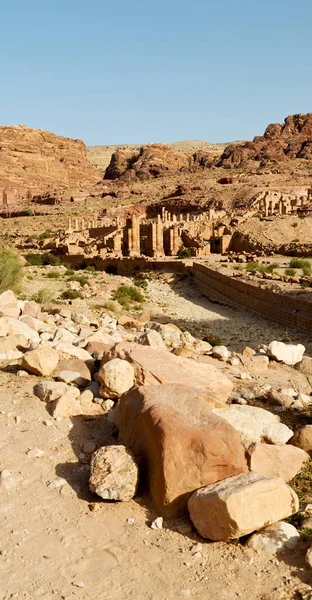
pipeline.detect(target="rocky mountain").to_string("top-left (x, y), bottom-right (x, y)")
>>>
top-left (104, 143), bottom-right (216, 181)
top-left (0, 125), bottom-right (98, 199)
top-left (87, 140), bottom-right (231, 172)
top-left (218, 113), bottom-right (312, 168)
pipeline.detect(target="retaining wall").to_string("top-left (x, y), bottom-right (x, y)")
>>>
top-left (193, 262), bottom-right (312, 332)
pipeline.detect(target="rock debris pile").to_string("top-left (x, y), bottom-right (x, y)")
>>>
top-left (1, 288), bottom-right (312, 559)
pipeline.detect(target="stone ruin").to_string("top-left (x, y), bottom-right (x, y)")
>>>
top-left (53, 207), bottom-right (229, 259)
top-left (252, 189), bottom-right (312, 216)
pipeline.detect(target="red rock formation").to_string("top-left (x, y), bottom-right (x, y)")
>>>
top-left (218, 113), bottom-right (312, 168)
top-left (104, 143), bottom-right (215, 181)
top-left (0, 124), bottom-right (98, 200)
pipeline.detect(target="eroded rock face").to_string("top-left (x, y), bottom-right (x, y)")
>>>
top-left (0, 124), bottom-right (98, 197)
top-left (104, 342), bottom-right (233, 403)
top-left (218, 113), bottom-right (312, 168)
top-left (117, 384), bottom-right (247, 518)
top-left (89, 445), bottom-right (138, 501)
top-left (188, 473), bottom-right (299, 541)
top-left (104, 144), bottom-right (214, 182)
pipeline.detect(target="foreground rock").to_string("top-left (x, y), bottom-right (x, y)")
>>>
top-left (267, 341), bottom-right (305, 366)
top-left (21, 347), bottom-right (59, 376)
top-left (98, 358), bottom-right (135, 398)
top-left (89, 445), bottom-right (138, 501)
top-left (105, 342), bottom-right (233, 402)
top-left (291, 425), bottom-right (312, 456)
top-left (188, 472), bottom-right (299, 541)
top-left (247, 522), bottom-right (300, 553)
top-left (212, 405), bottom-right (293, 448)
top-left (33, 381), bottom-right (71, 402)
top-left (0, 290), bottom-right (20, 319)
top-left (0, 317), bottom-right (40, 344)
top-left (117, 384), bottom-right (247, 518)
top-left (247, 443), bottom-right (309, 482)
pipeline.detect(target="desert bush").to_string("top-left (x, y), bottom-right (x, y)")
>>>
top-left (246, 261), bottom-right (279, 274)
top-left (25, 253), bottom-right (61, 266)
top-left (39, 229), bottom-right (53, 240)
top-left (32, 288), bottom-right (54, 304)
top-left (61, 289), bottom-right (83, 300)
top-left (289, 258), bottom-right (311, 276)
top-left (177, 247), bottom-right (192, 259)
top-left (285, 268), bottom-right (296, 276)
top-left (0, 247), bottom-right (23, 294)
top-left (46, 271), bottom-right (61, 279)
top-left (65, 268), bottom-right (75, 276)
top-left (113, 285), bottom-right (144, 309)
top-left (292, 222), bottom-right (299, 228)
top-left (67, 275), bottom-right (89, 286)
top-left (134, 278), bottom-right (148, 290)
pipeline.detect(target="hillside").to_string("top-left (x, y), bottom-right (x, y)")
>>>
top-left (87, 139), bottom-right (232, 171)
top-left (0, 124), bottom-right (98, 200)
top-left (218, 113), bottom-right (312, 168)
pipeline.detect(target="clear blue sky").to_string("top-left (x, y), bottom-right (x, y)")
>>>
top-left (1, 0), bottom-right (311, 145)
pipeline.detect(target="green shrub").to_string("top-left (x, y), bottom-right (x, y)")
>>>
top-left (246, 261), bottom-right (278, 274)
top-left (46, 271), bottom-right (61, 279)
top-left (289, 258), bottom-right (311, 276)
top-left (203, 333), bottom-right (222, 347)
top-left (32, 288), bottom-right (54, 304)
top-left (93, 300), bottom-right (117, 312)
top-left (134, 278), bottom-right (148, 290)
top-left (0, 247), bottom-right (23, 294)
top-left (113, 285), bottom-right (144, 308)
top-left (39, 229), bottom-right (53, 240)
top-left (61, 289), bottom-right (83, 300)
top-left (291, 222), bottom-right (298, 227)
top-left (177, 247), bottom-right (192, 259)
top-left (65, 268), bottom-right (75, 276)
top-left (25, 210), bottom-right (33, 217)
top-left (25, 253), bottom-right (61, 266)
top-left (285, 268), bottom-right (296, 276)
top-left (67, 275), bottom-right (89, 286)
top-left (85, 265), bottom-right (96, 273)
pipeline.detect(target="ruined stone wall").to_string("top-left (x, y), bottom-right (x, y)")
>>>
top-left (193, 262), bottom-right (312, 332)
top-left (58, 255), bottom-right (189, 276)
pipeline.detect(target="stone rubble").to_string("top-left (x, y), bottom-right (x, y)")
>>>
top-left (0, 288), bottom-right (310, 553)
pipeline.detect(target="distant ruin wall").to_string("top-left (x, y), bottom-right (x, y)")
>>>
top-left (58, 255), bottom-right (189, 276)
top-left (193, 262), bottom-right (312, 332)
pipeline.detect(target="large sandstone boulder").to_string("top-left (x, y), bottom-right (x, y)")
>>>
top-left (54, 341), bottom-right (93, 361)
top-left (188, 473), bottom-right (299, 541)
top-left (21, 347), bottom-right (59, 376)
top-left (0, 317), bottom-right (40, 344)
top-left (247, 443), bottom-right (309, 482)
top-left (212, 405), bottom-right (293, 448)
top-left (54, 358), bottom-right (94, 382)
top-left (98, 358), bottom-right (135, 398)
top-left (267, 341), bottom-right (305, 366)
top-left (291, 425), bottom-right (312, 456)
top-left (0, 290), bottom-right (20, 318)
top-left (117, 384), bottom-right (247, 518)
top-left (104, 342), bottom-right (233, 402)
top-left (89, 445), bottom-right (138, 501)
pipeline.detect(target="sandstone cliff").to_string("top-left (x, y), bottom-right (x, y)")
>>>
top-left (104, 144), bottom-right (215, 181)
top-left (0, 125), bottom-right (98, 199)
top-left (218, 114), bottom-right (312, 168)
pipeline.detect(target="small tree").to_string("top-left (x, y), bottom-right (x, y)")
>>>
top-left (0, 247), bottom-right (23, 294)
